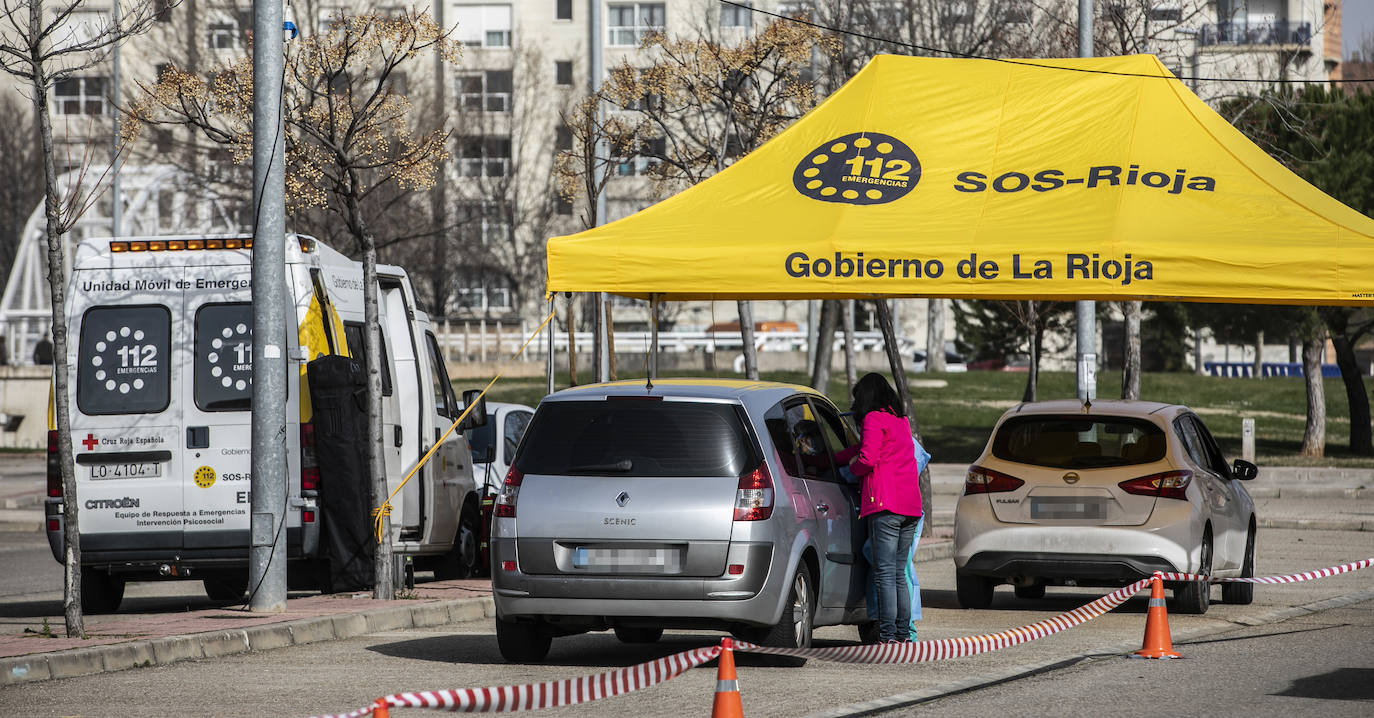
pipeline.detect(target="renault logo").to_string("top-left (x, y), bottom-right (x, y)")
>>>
top-left (615, 491), bottom-right (630, 507)
top-left (1062, 472), bottom-right (1080, 485)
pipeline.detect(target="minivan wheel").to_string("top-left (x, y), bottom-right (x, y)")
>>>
top-left (1013, 584), bottom-right (1046, 600)
top-left (1222, 526), bottom-right (1256, 605)
top-left (955, 570), bottom-right (995, 609)
top-left (435, 505), bottom-right (481, 580)
top-left (740, 563), bottom-right (814, 653)
top-left (1172, 529), bottom-right (1212, 615)
top-left (81, 567), bottom-right (125, 614)
top-left (496, 618), bottom-right (552, 663)
top-left (613, 626), bottom-right (664, 644)
top-left (203, 576), bottom-right (248, 602)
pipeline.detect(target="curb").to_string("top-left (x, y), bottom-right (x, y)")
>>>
top-left (802, 585), bottom-right (1374, 717)
top-left (0, 596), bottom-right (496, 687)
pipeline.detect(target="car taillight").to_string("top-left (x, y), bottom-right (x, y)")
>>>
top-left (1119, 470), bottom-right (1192, 500)
top-left (47, 430), bottom-right (61, 498)
top-left (300, 422), bottom-right (319, 491)
top-left (964, 465), bottom-right (1025, 494)
top-left (495, 466), bottom-right (523, 518)
top-left (734, 462), bottom-right (774, 521)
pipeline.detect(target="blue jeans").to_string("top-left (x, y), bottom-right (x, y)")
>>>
top-left (864, 516), bottom-right (923, 634)
top-left (869, 511), bottom-right (920, 642)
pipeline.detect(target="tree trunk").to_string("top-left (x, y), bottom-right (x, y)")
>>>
top-left (1300, 330), bottom-right (1326, 458)
top-left (1122, 300), bottom-right (1142, 400)
top-left (842, 300), bottom-right (857, 393)
top-left (566, 295), bottom-right (577, 386)
top-left (810, 300), bottom-right (838, 392)
top-left (1194, 325), bottom-right (1206, 375)
top-left (875, 301), bottom-right (930, 538)
top-left (738, 300), bottom-right (758, 380)
top-left (1021, 301), bottom-right (1038, 403)
top-left (1252, 329), bottom-right (1264, 378)
top-left (1327, 329), bottom-right (1372, 455)
top-left (926, 298), bottom-right (945, 372)
top-left (605, 300), bottom-right (617, 381)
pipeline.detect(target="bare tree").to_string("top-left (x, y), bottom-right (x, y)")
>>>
top-left (0, 0), bottom-right (166, 637)
top-left (1121, 300), bottom-right (1142, 399)
top-left (0, 93), bottom-right (42, 282)
top-left (130, 8), bottom-right (459, 599)
top-left (1300, 320), bottom-right (1325, 458)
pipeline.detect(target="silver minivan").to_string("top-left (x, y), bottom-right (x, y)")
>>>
top-left (490, 379), bottom-right (871, 662)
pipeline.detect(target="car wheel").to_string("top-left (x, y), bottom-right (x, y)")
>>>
top-left (81, 567), bottom-right (125, 614)
top-left (1222, 525), bottom-right (1256, 605)
top-left (1013, 584), bottom-right (1045, 600)
top-left (435, 504), bottom-right (481, 580)
top-left (1172, 528), bottom-right (1212, 615)
top-left (956, 570), bottom-right (995, 609)
top-left (203, 576), bottom-right (248, 602)
top-left (496, 617), bottom-right (552, 663)
top-left (613, 626), bottom-right (664, 644)
top-left (738, 563), bottom-right (813, 665)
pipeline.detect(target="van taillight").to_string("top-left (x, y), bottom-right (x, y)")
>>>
top-left (1119, 470), bottom-right (1192, 500)
top-left (301, 423), bottom-right (319, 491)
top-left (733, 462), bottom-right (774, 521)
top-left (964, 466), bottom-right (1025, 494)
top-left (494, 466), bottom-right (523, 518)
top-left (47, 430), bottom-right (61, 498)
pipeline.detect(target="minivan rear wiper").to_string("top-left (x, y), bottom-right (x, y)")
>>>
top-left (567, 459), bottom-right (633, 473)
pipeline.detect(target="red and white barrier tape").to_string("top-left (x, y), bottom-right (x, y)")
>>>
top-left (1158, 557), bottom-right (1374, 585)
top-left (310, 645), bottom-right (721, 718)
top-left (310, 557), bottom-right (1374, 715)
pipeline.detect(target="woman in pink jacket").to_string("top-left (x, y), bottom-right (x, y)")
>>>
top-left (835, 372), bottom-right (923, 643)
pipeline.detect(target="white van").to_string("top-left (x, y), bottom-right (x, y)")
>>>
top-left (44, 234), bottom-right (486, 611)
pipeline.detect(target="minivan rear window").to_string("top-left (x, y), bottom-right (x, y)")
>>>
top-left (195, 303), bottom-right (253, 411)
top-left (992, 415), bottom-right (1166, 469)
top-left (515, 400), bottom-right (759, 477)
top-left (77, 305), bottom-right (172, 415)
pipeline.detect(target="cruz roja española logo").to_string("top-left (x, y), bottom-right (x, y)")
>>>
top-left (793, 132), bottom-right (920, 205)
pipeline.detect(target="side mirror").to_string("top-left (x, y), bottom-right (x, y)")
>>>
top-left (1231, 459), bottom-right (1258, 481)
top-left (482, 445), bottom-right (497, 464)
top-left (459, 389), bottom-right (488, 432)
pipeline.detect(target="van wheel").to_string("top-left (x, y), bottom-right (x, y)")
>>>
top-left (1172, 529), bottom-right (1212, 615)
top-left (435, 505), bottom-right (481, 580)
top-left (203, 577), bottom-right (249, 602)
top-left (81, 567), bottom-right (125, 614)
top-left (613, 626), bottom-right (664, 644)
top-left (496, 618), bottom-right (552, 663)
top-left (955, 570), bottom-right (995, 609)
top-left (1222, 526), bottom-right (1255, 605)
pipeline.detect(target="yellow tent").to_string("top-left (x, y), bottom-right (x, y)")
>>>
top-left (546, 54), bottom-right (1374, 305)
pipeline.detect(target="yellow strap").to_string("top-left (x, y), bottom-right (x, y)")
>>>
top-left (374, 308), bottom-right (558, 542)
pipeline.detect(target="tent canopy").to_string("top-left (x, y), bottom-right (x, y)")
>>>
top-left (546, 54), bottom-right (1374, 305)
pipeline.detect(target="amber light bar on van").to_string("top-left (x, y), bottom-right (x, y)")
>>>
top-left (110, 238), bottom-right (255, 252)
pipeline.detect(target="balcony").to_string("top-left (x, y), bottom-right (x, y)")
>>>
top-left (1198, 21), bottom-right (1311, 47)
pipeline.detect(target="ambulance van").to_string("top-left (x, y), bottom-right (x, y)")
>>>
top-left (45, 234), bottom-right (486, 611)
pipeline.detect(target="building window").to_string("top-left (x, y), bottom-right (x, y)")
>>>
top-left (458, 70), bottom-right (513, 112)
top-left (456, 136), bottom-right (511, 177)
top-left (721, 1), bottom-right (751, 28)
top-left (208, 22), bottom-right (238, 49)
top-left (1149, 4), bottom-right (1182, 23)
top-left (555, 0), bottom-right (572, 21)
top-left (454, 269), bottom-right (514, 312)
top-left (607, 3), bottom-right (664, 47)
top-left (1000, 1), bottom-right (1033, 24)
top-left (456, 202), bottom-right (510, 245)
top-left (317, 5), bottom-right (403, 33)
top-left (54, 77), bottom-right (108, 116)
top-left (941, 0), bottom-right (974, 26)
top-left (617, 137), bottom-right (664, 177)
top-left (555, 195), bottom-right (573, 215)
top-left (453, 4), bottom-right (512, 48)
top-left (154, 129), bottom-right (174, 154)
top-left (556, 125), bottom-right (573, 152)
top-left (775, 1), bottom-right (811, 20)
top-left (555, 60), bottom-right (573, 85)
top-left (156, 0), bottom-right (174, 22)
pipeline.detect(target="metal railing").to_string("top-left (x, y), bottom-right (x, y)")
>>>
top-left (1198, 21), bottom-right (1311, 47)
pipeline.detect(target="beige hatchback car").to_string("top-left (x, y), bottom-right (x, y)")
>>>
top-left (954, 399), bottom-right (1258, 615)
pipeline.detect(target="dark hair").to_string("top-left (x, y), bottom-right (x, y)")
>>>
top-left (850, 372), bottom-right (904, 422)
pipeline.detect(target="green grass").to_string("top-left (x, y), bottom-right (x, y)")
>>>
top-left (460, 369), bottom-right (1373, 468)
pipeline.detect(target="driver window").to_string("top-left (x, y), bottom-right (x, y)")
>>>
top-left (1188, 415), bottom-right (1231, 477)
top-left (1173, 417), bottom-right (1212, 474)
top-left (763, 398), bottom-right (836, 480)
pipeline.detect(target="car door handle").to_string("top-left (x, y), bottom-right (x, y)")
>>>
top-left (394, 426), bottom-right (403, 447)
top-left (815, 502), bottom-right (830, 513)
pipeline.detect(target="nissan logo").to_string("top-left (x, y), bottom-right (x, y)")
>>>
top-left (1062, 472), bottom-right (1080, 485)
top-left (615, 491), bottom-right (630, 507)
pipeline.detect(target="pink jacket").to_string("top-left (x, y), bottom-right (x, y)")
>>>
top-left (836, 410), bottom-right (923, 519)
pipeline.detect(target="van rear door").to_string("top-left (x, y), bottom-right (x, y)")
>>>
top-left (378, 278), bottom-right (423, 536)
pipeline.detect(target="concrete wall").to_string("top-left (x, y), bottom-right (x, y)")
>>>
top-left (0, 367), bottom-right (49, 449)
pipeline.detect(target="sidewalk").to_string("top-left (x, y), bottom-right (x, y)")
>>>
top-left (1, 462), bottom-right (1369, 687)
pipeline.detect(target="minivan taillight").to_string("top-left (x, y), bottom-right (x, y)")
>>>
top-left (1119, 470), bottom-right (1192, 500)
top-left (733, 462), bottom-right (774, 521)
top-left (495, 466), bottom-right (523, 518)
top-left (300, 422), bottom-right (319, 491)
top-left (964, 465), bottom-right (1025, 494)
top-left (47, 430), bottom-right (61, 498)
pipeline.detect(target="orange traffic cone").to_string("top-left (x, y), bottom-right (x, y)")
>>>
top-left (1133, 572), bottom-right (1181, 659)
top-left (371, 697), bottom-right (390, 718)
top-left (712, 637), bottom-right (744, 718)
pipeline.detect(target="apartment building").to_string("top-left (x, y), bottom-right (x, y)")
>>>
top-left (0, 0), bottom-right (1346, 361)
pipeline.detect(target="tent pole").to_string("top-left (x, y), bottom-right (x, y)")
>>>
top-left (875, 298), bottom-right (931, 538)
top-left (546, 295), bottom-right (555, 396)
top-left (649, 293), bottom-right (659, 381)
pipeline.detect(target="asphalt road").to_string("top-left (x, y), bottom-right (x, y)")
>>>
top-left (4, 527), bottom-right (1372, 718)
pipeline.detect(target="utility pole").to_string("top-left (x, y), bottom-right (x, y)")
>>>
top-left (1075, 0), bottom-right (1097, 401)
top-left (110, 0), bottom-right (121, 238)
top-left (249, 0), bottom-right (289, 613)
top-left (590, 0), bottom-right (610, 383)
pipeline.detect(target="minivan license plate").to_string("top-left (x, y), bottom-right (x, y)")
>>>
top-left (573, 547), bottom-right (674, 570)
top-left (89, 462), bottom-right (161, 479)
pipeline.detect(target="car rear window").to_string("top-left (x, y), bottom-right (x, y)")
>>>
top-left (515, 400), bottom-right (759, 477)
top-left (991, 415), bottom-right (1166, 469)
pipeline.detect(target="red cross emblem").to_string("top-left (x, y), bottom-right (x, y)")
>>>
top-left (81, 434), bottom-right (98, 451)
